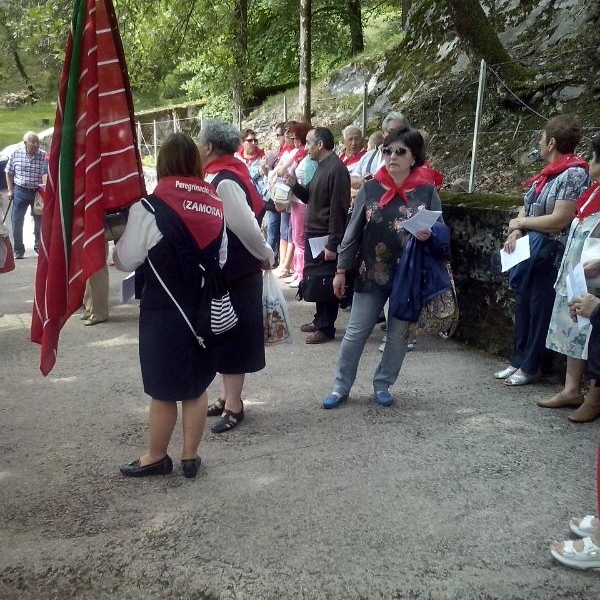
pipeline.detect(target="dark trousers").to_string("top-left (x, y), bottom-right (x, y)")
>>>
top-left (313, 301), bottom-right (339, 339)
top-left (304, 235), bottom-right (339, 338)
top-left (512, 265), bottom-right (556, 375)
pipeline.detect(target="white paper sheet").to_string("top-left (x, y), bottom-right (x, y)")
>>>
top-left (401, 209), bottom-right (442, 236)
top-left (500, 235), bottom-right (531, 272)
top-left (309, 235), bottom-right (329, 259)
top-left (566, 263), bottom-right (590, 328)
top-left (119, 272), bottom-right (136, 304)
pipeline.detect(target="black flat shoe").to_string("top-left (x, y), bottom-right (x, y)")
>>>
top-left (119, 454), bottom-right (173, 477)
top-left (181, 456), bottom-right (201, 478)
top-left (211, 408), bottom-right (244, 434)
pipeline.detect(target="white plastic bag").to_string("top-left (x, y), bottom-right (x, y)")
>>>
top-left (262, 270), bottom-right (292, 344)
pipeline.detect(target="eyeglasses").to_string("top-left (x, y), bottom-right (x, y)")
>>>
top-left (382, 147), bottom-right (408, 157)
top-left (245, 138), bottom-right (259, 143)
top-left (276, 133), bottom-right (284, 137)
top-left (289, 136), bottom-right (297, 140)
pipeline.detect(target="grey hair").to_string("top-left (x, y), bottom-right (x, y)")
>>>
top-left (381, 111), bottom-right (410, 131)
top-left (342, 125), bottom-right (362, 139)
top-left (23, 131), bottom-right (39, 143)
top-left (198, 120), bottom-right (241, 155)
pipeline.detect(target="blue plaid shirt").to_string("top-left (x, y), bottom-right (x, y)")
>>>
top-left (5, 146), bottom-right (47, 190)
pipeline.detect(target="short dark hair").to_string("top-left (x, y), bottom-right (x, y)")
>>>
top-left (590, 135), bottom-right (600, 163)
top-left (312, 127), bottom-right (335, 151)
top-left (383, 128), bottom-right (425, 167)
top-left (157, 133), bottom-right (203, 180)
top-left (544, 114), bottom-right (583, 154)
top-left (290, 122), bottom-right (312, 145)
top-left (241, 128), bottom-right (256, 140)
top-left (275, 122), bottom-right (285, 132)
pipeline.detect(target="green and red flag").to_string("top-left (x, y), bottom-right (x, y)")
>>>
top-left (31, 0), bottom-right (145, 375)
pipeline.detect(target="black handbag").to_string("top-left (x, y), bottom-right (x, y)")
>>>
top-left (296, 260), bottom-right (343, 303)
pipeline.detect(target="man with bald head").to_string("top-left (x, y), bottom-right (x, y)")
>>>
top-left (5, 131), bottom-right (47, 258)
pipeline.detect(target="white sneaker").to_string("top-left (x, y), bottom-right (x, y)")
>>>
top-left (378, 335), bottom-right (387, 352)
top-left (283, 274), bottom-right (296, 284)
top-left (289, 279), bottom-right (300, 288)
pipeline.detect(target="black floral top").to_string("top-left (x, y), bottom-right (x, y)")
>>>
top-left (338, 179), bottom-right (442, 294)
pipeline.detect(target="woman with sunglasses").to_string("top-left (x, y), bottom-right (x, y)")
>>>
top-left (322, 128), bottom-right (442, 409)
top-left (235, 129), bottom-right (264, 175)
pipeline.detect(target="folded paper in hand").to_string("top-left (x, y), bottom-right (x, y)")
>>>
top-left (500, 235), bottom-right (530, 272)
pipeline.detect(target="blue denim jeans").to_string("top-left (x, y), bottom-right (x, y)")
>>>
top-left (266, 210), bottom-right (281, 255)
top-left (332, 288), bottom-right (409, 397)
top-left (12, 185), bottom-right (40, 255)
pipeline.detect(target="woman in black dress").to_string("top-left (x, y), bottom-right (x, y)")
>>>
top-left (199, 120), bottom-right (274, 433)
top-left (114, 133), bottom-right (227, 478)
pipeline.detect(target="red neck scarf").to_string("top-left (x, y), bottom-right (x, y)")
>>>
top-left (339, 149), bottom-right (366, 167)
top-left (237, 146), bottom-right (264, 164)
top-left (421, 161), bottom-right (445, 190)
top-left (204, 154), bottom-right (265, 217)
top-left (524, 154), bottom-right (588, 197)
top-left (276, 143), bottom-right (294, 164)
top-left (289, 147), bottom-right (308, 171)
top-left (374, 166), bottom-right (433, 207)
top-left (576, 181), bottom-right (600, 221)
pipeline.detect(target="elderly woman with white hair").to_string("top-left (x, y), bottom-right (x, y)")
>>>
top-left (198, 120), bottom-right (274, 433)
top-left (340, 125), bottom-right (365, 172)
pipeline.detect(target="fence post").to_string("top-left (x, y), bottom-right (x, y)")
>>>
top-left (153, 119), bottom-right (157, 164)
top-left (468, 59), bottom-right (487, 194)
top-left (362, 80), bottom-right (368, 135)
top-left (136, 121), bottom-right (142, 157)
top-left (283, 96), bottom-right (288, 123)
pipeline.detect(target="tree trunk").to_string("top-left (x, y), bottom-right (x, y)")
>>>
top-left (346, 0), bottom-right (364, 56)
top-left (299, 0), bottom-right (311, 123)
top-left (445, 0), bottom-right (528, 81)
top-left (232, 0), bottom-right (248, 118)
top-left (0, 20), bottom-right (38, 101)
top-left (401, 0), bottom-right (412, 29)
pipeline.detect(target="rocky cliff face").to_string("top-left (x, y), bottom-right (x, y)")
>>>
top-left (242, 1), bottom-right (598, 361)
top-left (247, 0), bottom-right (598, 196)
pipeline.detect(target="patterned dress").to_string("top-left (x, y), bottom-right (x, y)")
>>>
top-left (546, 212), bottom-right (600, 358)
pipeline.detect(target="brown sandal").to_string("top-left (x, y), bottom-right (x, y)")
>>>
top-left (207, 398), bottom-right (225, 417)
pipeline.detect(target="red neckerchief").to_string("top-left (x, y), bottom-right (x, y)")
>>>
top-left (339, 149), bottom-right (366, 167)
top-left (523, 154), bottom-right (588, 197)
top-left (153, 176), bottom-right (223, 249)
top-left (421, 161), bottom-right (444, 190)
top-left (576, 181), bottom-right (600, 221)
top-left (204, 154), bottom-right (265, 217)
top-left (236, 146), bottom-right (264, 165)
top-left (373, 166), bottom-right (433, 207)
top-left (275, 143), bottom-right (294, 165)
top-left (289, 147), bottom-right (308, 171)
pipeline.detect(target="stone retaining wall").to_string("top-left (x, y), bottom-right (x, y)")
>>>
top-left (442, 197), bottom-right (520, 357)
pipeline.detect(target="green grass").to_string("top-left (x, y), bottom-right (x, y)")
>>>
top-left (0, 102), bottom-right (56, 149)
